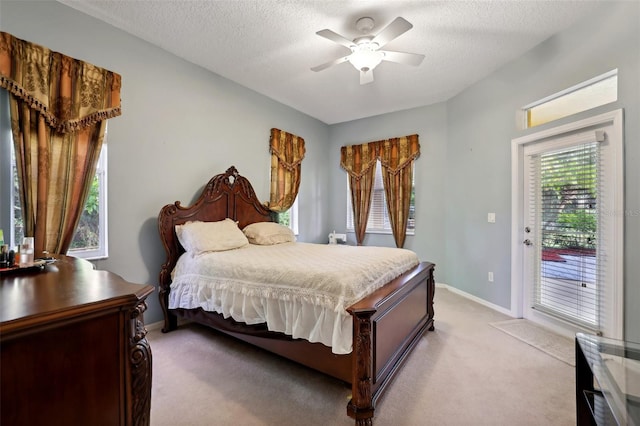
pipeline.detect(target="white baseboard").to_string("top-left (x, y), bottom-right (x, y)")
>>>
top-left (146, 320), bottom-right (164, 332)
top-left (436, 282), bottom-right (515, 317)
top-left (145, 318), bottom-right (190, 332)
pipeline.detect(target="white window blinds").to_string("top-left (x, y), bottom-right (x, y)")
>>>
top-left (527, 136), bottom-right (605, 332)
top-left (346, 160), bottom-right (415, 234)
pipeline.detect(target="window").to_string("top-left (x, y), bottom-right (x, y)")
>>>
top-left (530, 141), bottom-right (599, 329)
top-left (346, 160), bottom-right (415, 234)
top-left (11, 147), bottom-right (22, 244)
top-left (67, 144), bottom-right (108, 259)
top-left (277, 196), bottom-right (299, 235)
top-left (0, 88), bottom-right (15, 245)
top-left (9, 140), bottom-right (108, 260)
top-left (522, 70), bottom-right (617, 129)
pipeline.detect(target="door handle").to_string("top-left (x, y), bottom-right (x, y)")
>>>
top-left (523, 239), bottom-right (533, 246)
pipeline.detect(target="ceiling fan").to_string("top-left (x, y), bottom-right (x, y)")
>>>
top-left (311, 16), bottom-right (425, 85)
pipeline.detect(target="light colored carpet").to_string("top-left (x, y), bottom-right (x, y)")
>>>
top-left (490, 319), bottom-right (575, 366)
top-left (148, 288), bottom-right (576, 425)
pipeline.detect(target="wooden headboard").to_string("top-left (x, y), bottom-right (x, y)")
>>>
top-left (157, 166), bottom-right (276, 323)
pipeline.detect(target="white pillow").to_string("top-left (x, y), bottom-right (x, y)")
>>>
top-left (242, 222), bottom-right (296, 245)
top-left (175, 219), bottom-right (248, 253)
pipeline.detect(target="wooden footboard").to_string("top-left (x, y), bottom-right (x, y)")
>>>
top-left (163, 261), bottom-right (435, 426)
top-left (347, 261), bottom-right (435, 425)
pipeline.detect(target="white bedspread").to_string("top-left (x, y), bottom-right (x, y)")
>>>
top-left (169, 242), bottom-right (419, 354)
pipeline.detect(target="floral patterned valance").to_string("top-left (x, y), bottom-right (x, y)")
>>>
top-left (0, 31), bottom-right (121, 133)
top-left (340, 134), bottom-right (420, 177)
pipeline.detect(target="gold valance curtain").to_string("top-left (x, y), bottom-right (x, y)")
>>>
top-left (340, 142), bottom-right (379, 245)
top-left (267, 128), bottom-right (305, 213)
top-left (341, 134), bottom-right (420, 247)
top-left (0, 32), bottom-right (121, 255)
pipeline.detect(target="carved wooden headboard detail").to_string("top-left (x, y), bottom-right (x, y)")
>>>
top-left (157, 166), bottom-right (276, 321)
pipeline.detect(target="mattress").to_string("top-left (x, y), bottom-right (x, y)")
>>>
top-left (169, 242), bottom-right (419, 354)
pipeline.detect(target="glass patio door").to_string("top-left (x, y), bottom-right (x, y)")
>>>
top-left (523, 133), bottom-right (601, 332)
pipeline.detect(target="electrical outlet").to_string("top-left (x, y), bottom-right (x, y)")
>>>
top-left (488, 272), bottom-right (494, 282)
top-left (488, 213), bottom-right (496, 223)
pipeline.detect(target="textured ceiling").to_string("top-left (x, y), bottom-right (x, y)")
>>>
top-left (58, 0), bottom-right (604, 125)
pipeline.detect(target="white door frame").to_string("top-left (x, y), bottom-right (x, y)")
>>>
top-left (510, 109), bottom-right (624, 338)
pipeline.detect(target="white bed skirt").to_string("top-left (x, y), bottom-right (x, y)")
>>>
top-left (169, 242), bottom-right (419, 354)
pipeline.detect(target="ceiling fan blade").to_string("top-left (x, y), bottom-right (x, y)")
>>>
top-left (316, 29), bottom-right (355, 49)
top-left (311, 55), bottom-right (349, 72)
top-left (380, 50), bottom-right (425, 66)
top-left (371, 17), bottom-right (413, 48)
top-left (360, 69), bottom-right (374, 85)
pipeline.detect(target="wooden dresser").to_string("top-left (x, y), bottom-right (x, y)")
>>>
top-left (1, 255), bottom-right (153, 426)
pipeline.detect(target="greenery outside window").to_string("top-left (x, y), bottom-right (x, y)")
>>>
top-left (277, 196), bottom-right (299, 235)
top-left (11, 144), bottom-right (108, 260)
top-left (68, 145), bottom-right (108, 259)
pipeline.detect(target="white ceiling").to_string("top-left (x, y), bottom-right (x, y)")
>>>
top-left (58, 0), bottom-right (604, 125)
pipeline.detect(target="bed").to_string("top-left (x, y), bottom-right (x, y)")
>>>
top-left (158, 166), bottom-right (435, 426)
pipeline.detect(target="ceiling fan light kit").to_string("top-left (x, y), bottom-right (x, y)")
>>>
top-left (312, 16), bottom-right (425, 85)
top-left (349, 42), bottom-right (384, 72)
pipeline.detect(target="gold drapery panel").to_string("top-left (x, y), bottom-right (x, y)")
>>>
top-left (340, 142), bottom-right (379, 245)
top-left (0, 32), bottom-right (121, 255)
top-left (378, 134), bottom-right (420, 248)
top-left (267, 128), bottom-right (305, 213)
top-left (341, 134), bottom-right (420, 247)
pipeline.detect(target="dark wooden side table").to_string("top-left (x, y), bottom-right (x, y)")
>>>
top-left (1, 255), bottom-right (154, 426)
top-left (576, 332), bottom-right (640, 426)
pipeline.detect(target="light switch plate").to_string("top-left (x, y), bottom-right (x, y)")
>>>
top-left (488, 213), bottom-right (496, 223)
